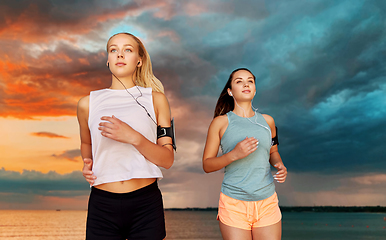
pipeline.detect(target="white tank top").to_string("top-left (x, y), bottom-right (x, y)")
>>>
top-left (88, 87), bottom-right (163, 186)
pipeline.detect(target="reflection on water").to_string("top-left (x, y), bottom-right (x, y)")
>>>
top-left (165, 211), bottom-right (222, 239)
top-left (0, 210), bottom-right (221, 240)
top-left (0, 210), bottom-right (385, 240)
top-left (0, 210), bottom-right (87, 240)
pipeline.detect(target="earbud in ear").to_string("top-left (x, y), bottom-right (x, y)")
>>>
top-left (137, 61), bottom-right (140, 65)
top-left (230, 92), bottom-right (233, 96)
top-left (107, 62), bottom-right (109, 68)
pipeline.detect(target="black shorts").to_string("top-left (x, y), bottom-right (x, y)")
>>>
top-left (86, 180), bottom-right (166, 240)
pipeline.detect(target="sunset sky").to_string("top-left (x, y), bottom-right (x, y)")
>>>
top-left (0, 0), bottom-right (385, 210)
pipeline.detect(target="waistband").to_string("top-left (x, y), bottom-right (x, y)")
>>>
top-left (91, 180), bottom-right (158, 199)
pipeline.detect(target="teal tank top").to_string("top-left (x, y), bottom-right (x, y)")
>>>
top-left (220, 111), bottom-right (275, 201)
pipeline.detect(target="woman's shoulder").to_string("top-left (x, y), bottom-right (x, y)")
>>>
top-left (152, 90), bottom-right (166, 99)
top-left (77, 95), bottom-right (90, 119)
top-left (211, 114), bottom-right (228, 128)
top-left (208, 114), bottom-right (229, 138)
top-left (152, 91), bottom-right (170, 117)
top-left (152, 91), bottom-right (168, 105)
top-left (77, 95), bottom-right (90, 109)
top-left (261, 113), bottom-right (274, 122)
top-left (261, 113), bottom-right (275, 129)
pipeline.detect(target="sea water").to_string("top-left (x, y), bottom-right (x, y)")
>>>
top-left (0, 210), bottom-right (385, 239)
top-left (282, 212), bottom-right (386, 240)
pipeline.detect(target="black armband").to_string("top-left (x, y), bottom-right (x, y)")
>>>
top-left (271, 126), bottom-right (279, 146)
top-left (157, 118), bottom-right (176, 151)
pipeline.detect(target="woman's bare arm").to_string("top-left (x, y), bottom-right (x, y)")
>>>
top-left (263, 114), bottom-right (287, 183)
top-left (77, 95), bottom-right (96, 185)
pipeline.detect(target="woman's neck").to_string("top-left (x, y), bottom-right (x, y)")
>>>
top-left (109, 75), bottom-right (136, 89)
top-left (233, 101), bottom-right (254, 118)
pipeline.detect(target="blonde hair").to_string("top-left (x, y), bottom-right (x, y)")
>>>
top-left (106, 33), bottom-right (164, 93)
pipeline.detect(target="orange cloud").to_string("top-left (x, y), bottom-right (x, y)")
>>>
top-left (0, 1), bottom-right (215, 120)
top-left (40, 53), bottom-right (73, 63)
top-left (0, 45), bottom-right (110, 119)
top-left (0, 60), bottom-right (28, 78)
top-left (5, 82), bottom-right (38, 95)
top-left (31, 132), bottom-right (69, 139)
top-left (2, 96), bottom-right (77, 119)
top-left (78, 58), bottom-right (90, 66)
top-left (52, 149), bottom-right (81, 162)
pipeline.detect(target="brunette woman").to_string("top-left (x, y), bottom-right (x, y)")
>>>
top-left (202, 68), bottom-right (287, 240)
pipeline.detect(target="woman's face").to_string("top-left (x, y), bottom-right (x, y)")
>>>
top-left (228, 70), bottom-right (256, 101)
top-left (107, 34), bottom-right (142, 78)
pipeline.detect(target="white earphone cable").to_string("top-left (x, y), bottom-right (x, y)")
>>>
top-left (233, 96), bottom-right (272, 145)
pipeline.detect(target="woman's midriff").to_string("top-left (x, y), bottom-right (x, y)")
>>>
top-left (95, 178), bottom-right (156, 193)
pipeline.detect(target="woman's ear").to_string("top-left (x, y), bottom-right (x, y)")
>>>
top-left (227, 88), bottom-right (233, 97)
top-left (137, 59), bottom-right (143, 67)
top-left (106, 61), bottom-right (109, 68)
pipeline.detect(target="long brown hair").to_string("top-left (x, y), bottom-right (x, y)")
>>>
top-left (213, 68), bottom-right (256, 118)
top-left (106, 33), bottom-right (164, 93)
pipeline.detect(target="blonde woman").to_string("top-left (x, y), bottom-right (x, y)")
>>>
top-left (77, 33), bottom-right (174, 240)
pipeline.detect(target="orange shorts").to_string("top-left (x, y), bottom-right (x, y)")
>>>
top-left (217, 192), bottom-right (281, 230)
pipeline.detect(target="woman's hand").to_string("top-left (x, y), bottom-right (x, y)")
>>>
top-left (99, 115), bottom-right (140, 145)
top-left (229, 137), bottom-right (259, 161)
top-left (273, 162), bottom-right (287, 183)
top-left (82, 158), bottom-right (96, 186)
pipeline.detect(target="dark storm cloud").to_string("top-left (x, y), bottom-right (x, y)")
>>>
top-left (0, 168), bottom-right (89, 197)
top-left (0, 0), bottom-right (141, 41)
top-left (127, 0), bottom-right (386, 176)
top-left (251, 1), bottom-right (386, 174)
